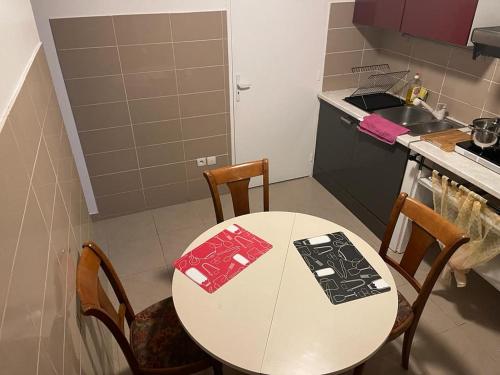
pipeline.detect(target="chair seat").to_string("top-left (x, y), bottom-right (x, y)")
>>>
top-left (388, 291), bottom-right (414, 341)
top-left (130, 297), bottom-right (210, 370)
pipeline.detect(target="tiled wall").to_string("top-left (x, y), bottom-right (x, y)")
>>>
top-left (0, 46), bottom-right (114, 374)
top-left (323, 2), bottom-right (500, 124)
top-left (50, 11), bottom-right (231, 219)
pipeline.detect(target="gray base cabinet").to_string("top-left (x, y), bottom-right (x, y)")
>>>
top-left (313, 100), bottom-right (409, 239)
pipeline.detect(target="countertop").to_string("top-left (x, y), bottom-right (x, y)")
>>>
top-left (318, 90), bottom-right (500, 199)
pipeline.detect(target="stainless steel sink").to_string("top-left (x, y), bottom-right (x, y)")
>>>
top-left (374, 105), bottom-right (465, 135)
top-left (406, 119), bottom-right (464, 136)
top-left (375, 106), bottom-right (435, 126)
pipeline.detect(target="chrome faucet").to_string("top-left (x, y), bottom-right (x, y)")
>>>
top-left (413, 98), bottom-right (447, 121)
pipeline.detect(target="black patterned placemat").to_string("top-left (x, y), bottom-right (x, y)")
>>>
top-left (294, 232), bottom-right (390, 305)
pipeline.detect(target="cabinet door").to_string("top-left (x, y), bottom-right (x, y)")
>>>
top-left (401, 0), bottom-right (479, 45)
top-left (353, 0), bottom-right (406, 31)
top-left (313, 102), bottom-right (357, 192)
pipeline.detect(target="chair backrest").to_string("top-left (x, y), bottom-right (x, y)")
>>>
top-left (203, 159), bottom-right (269, 223)
top-left (380, 193), bottom-right (469, 320)
top-left (76, 241), bottom-right (140, 372)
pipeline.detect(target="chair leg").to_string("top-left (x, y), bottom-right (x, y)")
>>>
top-left (402, 327), bottom-right (417, 370)
top-left (353, 362), bottom-right (365, 375)
top-left (212, 360), bottom-right (223, 375)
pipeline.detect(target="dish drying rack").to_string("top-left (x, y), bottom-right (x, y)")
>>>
top-left (349, 64), bottom-right (409, 97)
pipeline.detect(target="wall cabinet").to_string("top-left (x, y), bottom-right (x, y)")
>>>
top-left (353, 0), bottom-right (406, 32)
top-left (313, 101), bottom-right (409, 239)
top-left (353, 0), bottom-right (484, 46)
top-left (401, 0), bottom-right (479, 46)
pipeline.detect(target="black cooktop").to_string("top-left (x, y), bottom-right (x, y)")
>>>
top-left (344, 93), bottom-right (405, 112)
top-left (456, 140), bottom-right (500, 166)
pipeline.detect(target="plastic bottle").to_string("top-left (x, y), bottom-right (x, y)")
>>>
top-left (405, 73), bottom-right (422, 105)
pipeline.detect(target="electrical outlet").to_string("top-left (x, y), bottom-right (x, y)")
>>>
top-left (196, 157), bottom-right (207, 167)
top-left (207, 156), bottom-right (217, 165)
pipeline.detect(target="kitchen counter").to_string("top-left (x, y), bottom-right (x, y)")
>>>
top-left (318, 90), bottom-right (500, 200)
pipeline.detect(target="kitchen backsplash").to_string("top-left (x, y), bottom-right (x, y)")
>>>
top-left (323, 2), bottom-right (500, 124)
top-left (50, 11), bottom-right (231, 219)
top-left (0, 46), bottom-right (113, 374)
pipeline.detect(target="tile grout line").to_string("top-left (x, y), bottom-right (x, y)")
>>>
top-left (65, 64), bottom-right (226, 81)
top-left (480, 59), bottom-right (498, 117)
top-left (438, 48), bottom-right (457, 108)
top-left (57, 38), bottom-right (225, 52)
top-left (166, 14), bottom-right (189, 203)
top-left (259, 213), bottom-right (297, 374)
top-left (111, 17), bottom-right (148, 208)
top-left (71, 89), bottom-right (226, 109)
top-left (88, 152), bottom-right (230, 178)
top-left (77, 111), bottom-right (230, 133)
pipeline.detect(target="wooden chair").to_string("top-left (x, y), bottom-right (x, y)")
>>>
top-left (203, 159), bottom-right (269, 223)
top-left (354, 193), bottom-right (469, 374)
top-left (76, 241), bottom-right (222, 375)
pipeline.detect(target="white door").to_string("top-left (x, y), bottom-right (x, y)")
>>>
top-left (229, 0), bottom-right (329, 183)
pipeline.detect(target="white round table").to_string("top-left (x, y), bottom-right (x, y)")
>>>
top-left (172, 212), bottom-right (397, 375)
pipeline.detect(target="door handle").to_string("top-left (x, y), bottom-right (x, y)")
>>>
top-left (340, 116), bottom-right (355, 126)
top-left (237, 82), bottom-right (252, 90)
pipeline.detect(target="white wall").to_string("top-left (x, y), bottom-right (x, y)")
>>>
top-left (0, 0), bottom-right (40, 129)
top-left (29, 0), bottom-right (229, 214)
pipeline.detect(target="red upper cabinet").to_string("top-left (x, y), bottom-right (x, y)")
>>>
top-left (353, 0), bottom-right (406, 31)
top-left (401, 0), bottom-right (479, 45)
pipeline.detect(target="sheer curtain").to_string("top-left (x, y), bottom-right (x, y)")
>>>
top-left (432, 171), bottom-right (500, 287)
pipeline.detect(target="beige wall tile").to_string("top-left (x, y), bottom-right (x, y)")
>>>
top-left (137, 142), bottom-right (184, 168)
top-left (124, 70), bottom-right (177, 99)
top-left (129, 96), bottom-right (179, 124)
top-left (58, 47), bottom-right (121, 79)
top-left (0, 189), bottom-right (49, 373)
top-left (50, 17), bottom-right (115, 49)
top-left (323, 74), bottom-right (359, 91)
top-left (91, 170), bottom-right (141, 197)
top-left (177, 66), bottom-right (225, 94)
top-left (326, 28), bottom-right (365, 53)
top-left (179, 91), bottom-right (225, 117)
top-left (144, 182), bottom-right (188, 208)
top-left (186, 154), bottom-right (229, 180)
top-left (377, 49), bottom-right (410, 72)
top-left (85, 149), bottom-right (138, 176)
top-left (379, 31), bottom-right (412, 56)
top-left (442, 70), bottom-right (490, 108)
top-left (65, 75), bottom-right (125, 106)
top-left (171, 12), bottom-right (223, 42)
top-left (222, 11), bottom-right (228, 38)
top-left (96, 190), bottom-right (146, 218)
top-left (0, 121), bottom-right (30, 316)
top-left (140, 162), bottom-right (186, 188)
top-left (184, 135), bottom-right (227, 160)
top-left (32, 139), bottom-right (57, 228)
top-left (494, 61), bottom-right (500, 83)
top-left (73, 101), bottom-right (130, 131)
top-left (8, 84), bottom-right (42, 171)
top-left (324, 51), bottom-right (362, 76)
top-left (187, 178), bottom-right (212, 200)
top-left (329, 2), bottom-right (355, 28)
top-left (409, 59), bottom-right (446, 93)
top-left (484, 82), bottom-right (500, 115)
top-left (26, 51), bottom-right (53, 123)
top-left (119, 44), bottom-right (175, 74)
top-left (449, 47), bottom-right (496, 80)
top-left (133, 120), bottom-right (182, 146)
top-left (411, 38), bottom-right (451, 66)
top-left (113, 14), bottom-right (171, 45)
top-left (358, 27), bottom-right (383, 50)
top-left (443, 96), bottom-right (482, 124)
top-left (182, 113), bottom-right (226, 139)
top-left (79, 126), bottom-right (135, 154)
top-left (174, 40), bottom-right (224, 69)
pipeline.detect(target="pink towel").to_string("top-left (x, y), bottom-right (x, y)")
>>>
top-left (358, 114), bottom-right (409, 145)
